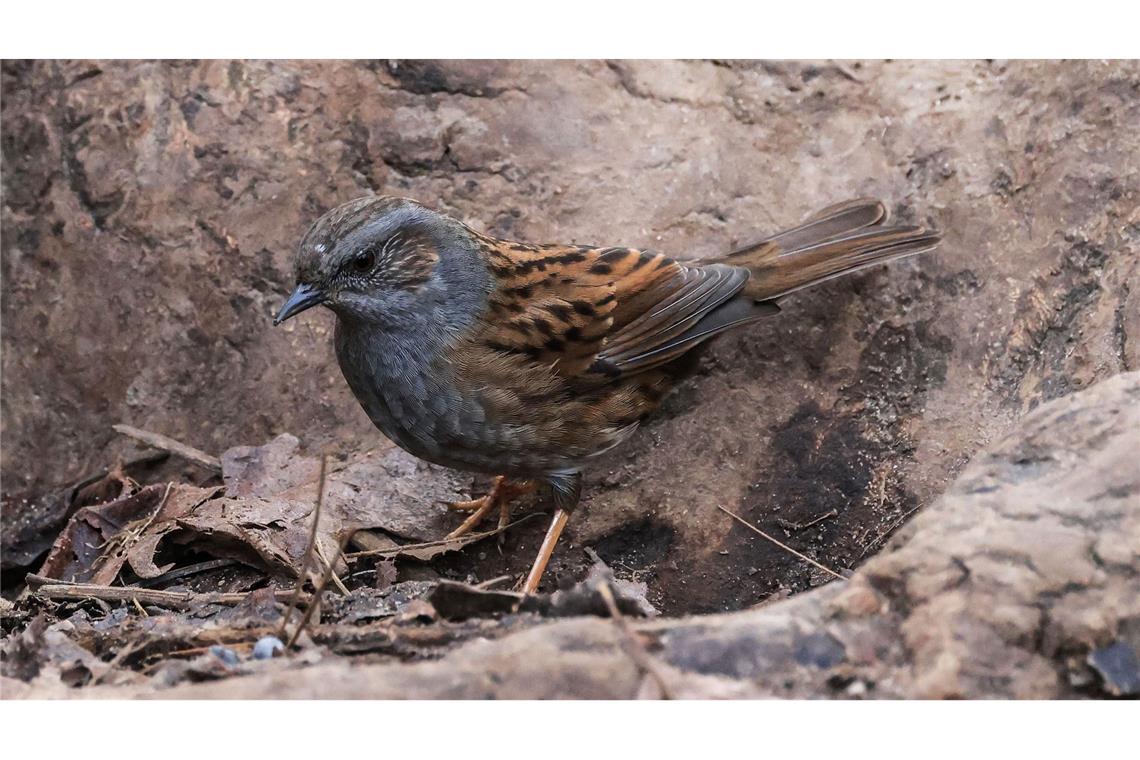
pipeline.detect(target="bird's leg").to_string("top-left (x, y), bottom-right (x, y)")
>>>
top-left (498, 490), bottom-right (516, 532)
top-left (497, 480), bottom-right (536, 528)
top-left (519, 471), bottom-right (582, 595)
top-left (444, 476), bottom-right (535, 540)
top-left (521, 509), bottom-right (571, 594)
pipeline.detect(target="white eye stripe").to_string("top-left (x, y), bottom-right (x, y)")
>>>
top-left (351, 233), bottom-right (413, 276)
top-left (382, 233), bottom-right (406, 258)
top-left (356, 234), bottom-right (405, 262)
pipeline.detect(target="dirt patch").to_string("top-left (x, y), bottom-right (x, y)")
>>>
top-left (3, 60), bottom-right (1139, 621)
top-left (4, 372), bottom-right (1135, 699)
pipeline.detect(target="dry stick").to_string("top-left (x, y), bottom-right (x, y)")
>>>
top-left (137, 558), bottom-right (236, 588)
top-left (286, 531), bottom-right (356, 650)
top-left (344, 512), bottom-right (541, 559)
top-left (112, 424), bottom-right (222, 472)
top-left (25, 573), bottom-right (78, 588)
top-left (314, 542), bottom-right (350, 596)
top-left (596, 581), bottom-right (674, 700)
top-left (85, 481), bottom-right (173, 590)
top-left (34, 582), bottom-right (302, 610)
top-left (277, 456), bottom-right (329, 641)
top-left (141, 641), bottom-right (262, 672)
top-left (859, 504), bottom-right (921, 559)
top-left (122, 481), bottom-right (173, 550)
top-left (776, 508), bottom-right (839, 533)
top-left (474, 575), bottom-right (513, 590)
top-left (716, 505), bottom-right (847, 581)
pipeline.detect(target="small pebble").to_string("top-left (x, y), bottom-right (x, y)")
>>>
top-left (208, 645), bottom-right (240, 666)
top-left (252, 636), bottom-right (284, 660)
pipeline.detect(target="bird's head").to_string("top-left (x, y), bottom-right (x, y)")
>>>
top-left (274, 196), bottom-right (490, 329)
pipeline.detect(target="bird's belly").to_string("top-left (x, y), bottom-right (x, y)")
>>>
top-left (335, 349), bottom-right (560, 477)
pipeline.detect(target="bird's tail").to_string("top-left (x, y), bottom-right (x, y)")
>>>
top-left (713, 199), bottom-right (941, 301)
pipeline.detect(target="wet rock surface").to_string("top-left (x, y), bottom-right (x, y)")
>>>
top-left (3, 60), bottom-right (1139, 618)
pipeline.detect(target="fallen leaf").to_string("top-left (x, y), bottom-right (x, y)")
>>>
top-left (37, 484), bottom-right (167, 583)
top-left (221, 434), bottom-right (320, 499)
top-left (35, 435), bottom-right (515, 592)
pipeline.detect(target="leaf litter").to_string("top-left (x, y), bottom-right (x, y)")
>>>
top-left (2, 430), bottom-right (656, 695)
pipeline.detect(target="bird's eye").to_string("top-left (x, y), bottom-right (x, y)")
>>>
top-left (351, 249), bottom-right (375, 273)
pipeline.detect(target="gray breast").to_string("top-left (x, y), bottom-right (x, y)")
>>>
top-left (333, 319), bottom-right (521, 475)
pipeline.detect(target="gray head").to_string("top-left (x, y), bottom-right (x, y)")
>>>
top-left (273, 196), bottom-right (491, 330)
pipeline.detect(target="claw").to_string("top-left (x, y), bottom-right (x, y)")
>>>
top-left (445, 497), bottom-right (497, 539)
top-left (442, 476), bottom-right (537, 540)
top-left (442, 496), bottom-right (489, 512)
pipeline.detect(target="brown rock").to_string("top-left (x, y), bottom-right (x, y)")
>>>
top-left (3, 60), bottom-right (1138, 616)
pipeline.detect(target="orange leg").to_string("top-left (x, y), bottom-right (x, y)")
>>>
top-left (444, 476), bottom-right (535, 540)
top-left (520, 508), bottom-right (571, 595)
top-left (445, 496), bottom-right (491, 512)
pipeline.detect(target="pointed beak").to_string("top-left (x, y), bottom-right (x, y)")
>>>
top-left (273, 283), bottom-right (326, 325)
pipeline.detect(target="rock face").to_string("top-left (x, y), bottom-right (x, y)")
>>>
top-left (3, 60), bottom-right (1139, 615)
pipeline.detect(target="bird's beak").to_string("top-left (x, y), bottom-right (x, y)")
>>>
top-left (274, 283), bottom-right (326, 325)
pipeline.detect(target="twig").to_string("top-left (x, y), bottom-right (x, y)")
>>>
top-left (277, 456), bottom-right (328, 640)
top-left (286, 531), bottom-right (356, 650)
top-left (112, 424), bottom-right (221, 472)
top-left (776, 508), bottom-right (839, 533)
top-left (131, 597), bottom-right (149, 617)
top-left (154, 642), bottom-right (254, 660)
top-left (137, 558), bottom-right (237, 587)
top-left (87, 481), bottom-right (174, 587)
top-left (474, 575), bottom-right (513, 590)
top-left (344, 513), bottom-right (540, 559)
top-left (716, 505), bottom-right (846, 581)
top-left (33, 582), bottom-right (303, 610)
top-left (597, 580), bottom-right (673, 700)
top-left (141, 641), bottom-right (260, 671)
top-left (25, 573), bottom-right (78, 588)
top-left (859, 505), bottom-right (922, 559)
top-left (314, 541), bottom-right (350, 596)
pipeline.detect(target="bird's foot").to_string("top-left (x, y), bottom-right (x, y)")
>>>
top-left (444, 476), bottom-right (535, 540)
top-left (443, 496), bottom-right (490, 512)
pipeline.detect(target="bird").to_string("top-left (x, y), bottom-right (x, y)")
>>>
top-left (274, 196), bottom-right (940, 593)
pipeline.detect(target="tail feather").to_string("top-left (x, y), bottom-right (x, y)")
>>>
top-left (752, 197), bottom-right (887, 253)
top-left (716, 198), bottom-right (940, 301)
top-left (604, 198), bottom-right (939, 376)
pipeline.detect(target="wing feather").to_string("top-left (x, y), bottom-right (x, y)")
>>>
top-left (471, 237), bottom-right (752, 381)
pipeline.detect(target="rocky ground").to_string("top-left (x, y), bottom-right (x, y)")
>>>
top-left (3, 372), bottom-right (1137, 698)
top-left (2, 60), bottom-right (1138, 698)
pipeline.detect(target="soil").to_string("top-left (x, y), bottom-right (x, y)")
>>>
top-left (2, 60), bottom-right (1138, 626)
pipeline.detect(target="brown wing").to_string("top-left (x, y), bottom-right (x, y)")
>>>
top-left (439, 238), bottom-right (750, 469)
top-left (473, 239), bottom-right (756, 381)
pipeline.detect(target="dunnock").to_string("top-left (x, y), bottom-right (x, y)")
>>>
top-left (275, 196), bottom-right (939, 592)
